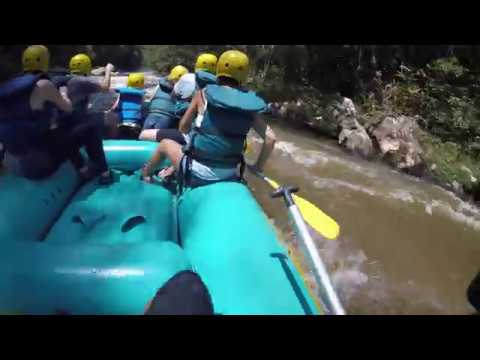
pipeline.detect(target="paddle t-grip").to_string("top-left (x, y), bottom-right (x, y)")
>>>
top-left (270, 186), bottom-right (299, 207)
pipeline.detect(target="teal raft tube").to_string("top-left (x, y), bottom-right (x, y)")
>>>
top-left (0, 140), bottom-right (321, 315)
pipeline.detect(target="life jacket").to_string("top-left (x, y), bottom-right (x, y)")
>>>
top-left (186, 85), bottom-right (266, 169)
top-left (50, 74), bottom-right (73, 89)
top-left (149, 86), bottom-right (176, 120)
top-left (158, 76), bottom-right (174, 93)
top-left (0, 73), bottom-right (56, 155)
top-left (195, 71), bottom-right (217, 90)
top-left (174, 99), bottom-right (190, 119)
top-left (115, 87), bottom-right (145, 126)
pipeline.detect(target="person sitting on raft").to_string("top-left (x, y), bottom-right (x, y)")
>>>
top-left (54, 54), bottom-right (117, 136)
top-left (140, 50), bottom-right (276, 186)
top-left (138, 53), bottom-right (218, 148)
top-left (0, 45), bottom-right (112, 184)
top-left (56, 53), bottom-right (115, 183)
top-left (139, 72), bottom-right (196, 145)
top-left (142, 65), bottom-right (189, 130)
top-left (111, 72), bottom-right (146, 138)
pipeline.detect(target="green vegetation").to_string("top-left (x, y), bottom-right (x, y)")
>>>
top-left (418, 130), bottom-right (480, 193)
top-left (363, 57), bottom-right (480, 197)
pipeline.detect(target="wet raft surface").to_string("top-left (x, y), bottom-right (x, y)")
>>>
top-left (0, 157), bottom-right (319, 314)
top-left (178, 182), bottom-right (319, 315)
top-left (46, 171), bottom-right (175, 246)
top-left (0, 166), bottom-right (191, 315)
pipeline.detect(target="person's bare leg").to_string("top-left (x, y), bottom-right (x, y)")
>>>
top-left (142, 139), bottom-right (184, 182)
top-left (139, 129), bottom-right (159, 142)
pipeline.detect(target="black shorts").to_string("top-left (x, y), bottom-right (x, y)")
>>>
top-left (156, 129), bottom-right (187, 145)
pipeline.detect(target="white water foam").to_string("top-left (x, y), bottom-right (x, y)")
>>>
top-left (426, 200), bottom-right (480, 231)
top-left (274, 141), bottom-right (330, 168)
top-left (313, 178), bottom-right (379, 197)
top-left (253, 137), bottom-right (379, 177)
top-left (388, 189), bottom-right (415, 204)
top-left (312, 174), bottom-right (480, 232)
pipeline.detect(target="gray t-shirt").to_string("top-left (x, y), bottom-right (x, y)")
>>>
top-left (66, 76), bottom-right (103, 113)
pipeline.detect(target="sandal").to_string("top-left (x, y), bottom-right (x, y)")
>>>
top-left (141, 166), bottom-right (155, 183)
top-left (157, 166), bottom-right (176, 181)
top-left (99, 171), bottom-right (114, 186)
top-left (78, 166), bottom-right (98, 184)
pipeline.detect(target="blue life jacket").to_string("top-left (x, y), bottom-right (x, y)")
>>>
top-left (115, 87), bottom-right (145, 126)
top-left (189, 85), bottom-right (266, 168)
top-left (195, 71), bottom-right (217, 90)
top-left (0, 73), bottom-right (56, 155)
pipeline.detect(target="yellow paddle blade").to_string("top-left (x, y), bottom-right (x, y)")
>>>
top-left (291, 193), bottom-right (340, 240)
top-left (265, 178), bottom-right (340, 240)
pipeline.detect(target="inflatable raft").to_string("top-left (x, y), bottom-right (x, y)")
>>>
top-left (0, 140), bottom-right (322, 315)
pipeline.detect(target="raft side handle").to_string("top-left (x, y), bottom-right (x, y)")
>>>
top-left (121, 216), bottom-right (146, 233)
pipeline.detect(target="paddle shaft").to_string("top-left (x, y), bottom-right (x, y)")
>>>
top-left (270, 185), bottom-right (345, 315)
top-left (251, 168), bottom-right (345, 314)
top-left (287, 199), bottom-right (345, 315)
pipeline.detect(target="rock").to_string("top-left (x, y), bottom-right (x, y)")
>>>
top-left (332, 97), bottom-right (373, 157)
top-left (325, 96), bottom-right (358, 130)
top-left (310, 95), bottom-right (374, 157)
top-left (339, 127), bottom-right (373, 158)
top-left (276, 100), bottom-right (311, 128)
top-left (308, 95), bottom-right (359, 138)
top-left (369, 115), bottom-right (425, 174)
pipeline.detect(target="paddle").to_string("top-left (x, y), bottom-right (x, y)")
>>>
top-left (247, 165), bottom-right (340, 240)
top-left (269, 185), bottom-right (345, 315)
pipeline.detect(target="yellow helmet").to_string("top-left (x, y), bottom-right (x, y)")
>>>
top-left (22, 45), bottom-right (50, 73)
top-left (128, 72), bottom-right (145, 89)
top-left (168, 65), bottom-right (189, 82)
top-left (216, 50), bottom-right (249, 84)
top-left (69, 53), bottom-right (92, 76)
top-left (195, 53), bottom-right (218, 74)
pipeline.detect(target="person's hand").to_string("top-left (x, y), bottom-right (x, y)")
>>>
top-left (105, 63), bottom-right (115, 72)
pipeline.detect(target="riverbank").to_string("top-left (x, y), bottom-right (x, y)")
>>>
top-left (260, 57), bottom-right (480, 205)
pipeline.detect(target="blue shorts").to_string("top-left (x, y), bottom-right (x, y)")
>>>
top-left (143, 114), bottom-right (178, 130)
top-left (180, 155), bottom-right (238, 188)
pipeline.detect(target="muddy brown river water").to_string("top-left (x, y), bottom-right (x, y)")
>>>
top-left (246, 123), bottom-right (480, 315)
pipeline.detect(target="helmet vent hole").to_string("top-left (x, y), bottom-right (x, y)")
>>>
top-left (225, 63), bottom-right (229, 67)
top-left (36, 58), bottom-right (40, 62)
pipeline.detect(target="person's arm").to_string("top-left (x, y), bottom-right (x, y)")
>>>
top-left (178, 92), bottom-right (200, 134)
top-left (249, 114), bottom-right (276, 172)
top-left (33, 79), bottom-right (73, 113)
top-left (101, 63), bottom-right (114, 92)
